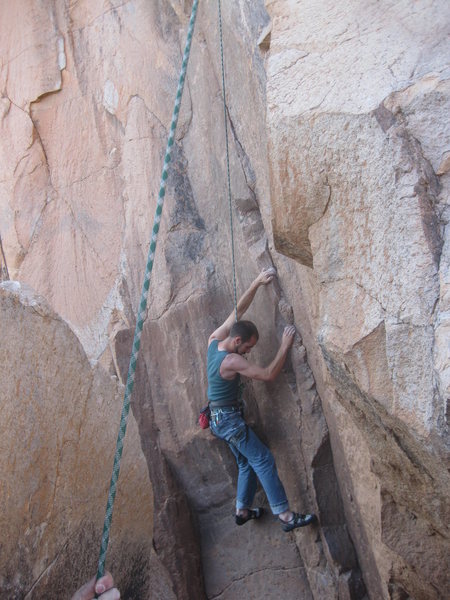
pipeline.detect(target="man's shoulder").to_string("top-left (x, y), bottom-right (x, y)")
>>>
top-left (219, 351), bottom-right (244, 379)
top-left (222, 352), bottom-right (245, 368)
top-left (208, 337), bottom-right (220, 349)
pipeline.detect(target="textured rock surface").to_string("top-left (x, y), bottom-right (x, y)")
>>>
top-left (266, 1), bottom-right (450, 598)
top-left (0, 1), bottom-right (449, 599)
top-left (0, 282), bottom-right (157, 599)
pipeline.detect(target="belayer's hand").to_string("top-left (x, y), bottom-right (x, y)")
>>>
top-left (71, 572), bottom-right (120, 600)
top-left (256, 267), bottom-right (277, 286)
top-left (282, 325), bottom-right (296, 348)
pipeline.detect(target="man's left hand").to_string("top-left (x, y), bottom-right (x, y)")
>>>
top-left (281, 325), bottom-right (296, 348)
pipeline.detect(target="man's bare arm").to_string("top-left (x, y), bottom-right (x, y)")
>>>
top-left (221, 326), bottom-right (296, 381)
top-left (208, 268), bottom-right (276, 344)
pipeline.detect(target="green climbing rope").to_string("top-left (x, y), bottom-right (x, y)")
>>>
top-left (95, 0), bottom-right (199, 583)
top-left (218, 0), bottom-right (238, 322)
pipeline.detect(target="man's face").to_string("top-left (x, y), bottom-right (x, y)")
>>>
top-left (235, 335), bottom-right (258, 355)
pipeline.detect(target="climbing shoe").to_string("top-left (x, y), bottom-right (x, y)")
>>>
top-left (235, 507), bottom-right (263, 526)
top-left (280, 512), bottom-right (317, 532)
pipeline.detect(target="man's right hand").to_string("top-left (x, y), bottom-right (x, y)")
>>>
top-left (256, 267), bottom-right (277, 286)
top-left (281, 325), bottom-right (296, 348)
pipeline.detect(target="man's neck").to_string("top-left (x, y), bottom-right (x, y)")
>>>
top-left (218, 337), bottom-right (235, 353)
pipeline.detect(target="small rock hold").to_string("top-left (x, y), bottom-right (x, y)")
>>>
top-left (0, 280), bottom-right (21, 293)
top-left (437, 151), bottom-right (450, 175)
top-left (257, 23), bottom-right (272, 51)
top-left (278, 299), bottom-right (294, 322)
top-left (57, 37), bottom-right (66, 71)
top-left (103, 79), bottom-right (119, 115)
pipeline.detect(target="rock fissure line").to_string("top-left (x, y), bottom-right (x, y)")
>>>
top-left (58, 164), bottom-right (118, 190)
top-left (319, 275), bottom-right (392, 316)
top-left (271, 51), bottom-right (310, 79)
top-left (300, 81), bottom-right (337, 115)
top-left (208, 565), bottom-right (306, 600)
top-left (223, 92), bottom-right (364, 594)
top-left (174, 80), bottom-right (193, 143)
top-left (30, 84), bottom-right (63, 107)
top-left (225, 105), bottom-right (258, 195)
top-left (307, 179), bottom-right (332, 230)
top-left (149, 291), bottom-right (203, 322)
top-left (28, 304), bottom-right (62, 326)
top-left (22, 536), bottom-right (71, 599)
top-left (1, 44), bottom-right (38, 69)
top-left (72, 1), bottom-right (132, 33)
top-left (17, 101), bottom-right (57, 261)
top-left (55, 189), bottom-right (117, 279)
top-left (127, 93), bottom-right (168, 137)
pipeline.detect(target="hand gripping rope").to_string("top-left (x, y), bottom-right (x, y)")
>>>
top-left (95, 0), bottom-right (199, 583)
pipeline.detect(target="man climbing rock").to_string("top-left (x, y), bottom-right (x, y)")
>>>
top-left (207, 267), bottom-right (317, 531)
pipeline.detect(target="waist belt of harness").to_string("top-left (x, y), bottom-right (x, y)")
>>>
top-left (209, 399), bottom-right (240, 409)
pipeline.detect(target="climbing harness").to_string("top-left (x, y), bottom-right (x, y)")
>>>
top-left (95, 0), bottom-right (199, 582)
top-left (218, 0), bottom-right (238, 322)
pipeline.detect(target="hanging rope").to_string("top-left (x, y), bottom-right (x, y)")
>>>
top-left (95, 0), bottom-right (199, 583)
top-left (218, 0), bottom-right (238, 322)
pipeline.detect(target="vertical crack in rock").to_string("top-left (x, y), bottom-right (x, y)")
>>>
top-left (73, 2), bottom-right (131, 32)
top-left (22, 536), bottom-right (71, 600)
top-left (374, 94), bottom-right (447, 441)
top-left (373, 100), bottom-right (443, 267)
top-left (321, 344), bottom-right (450, 596)
top-left (13, 24), bottom-right (67, 258)
top-left (226, 107), bottom-right (367, 597)
top-left (115, 326), bottom-right (207, 600)
top-left (2, 96), bottom-right (52, 265)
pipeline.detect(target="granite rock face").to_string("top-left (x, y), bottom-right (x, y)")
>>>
top-left (0, 1), bottom-right (449, 599)
top-left (266, 1), bottom-right (450, 598)
top-left (0, 282), bottom-right (158, 599)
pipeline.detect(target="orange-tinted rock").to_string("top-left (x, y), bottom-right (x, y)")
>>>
top-left (1, 1), bottom-right (449, 599)
top-left (0, 282), bottom-right (155, 599)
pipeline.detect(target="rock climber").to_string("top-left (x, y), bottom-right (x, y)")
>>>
top-left (207, 267), bottom-right (317, 531)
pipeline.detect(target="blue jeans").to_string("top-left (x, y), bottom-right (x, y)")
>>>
top-left (210, 407), bottom-right (289, 515)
